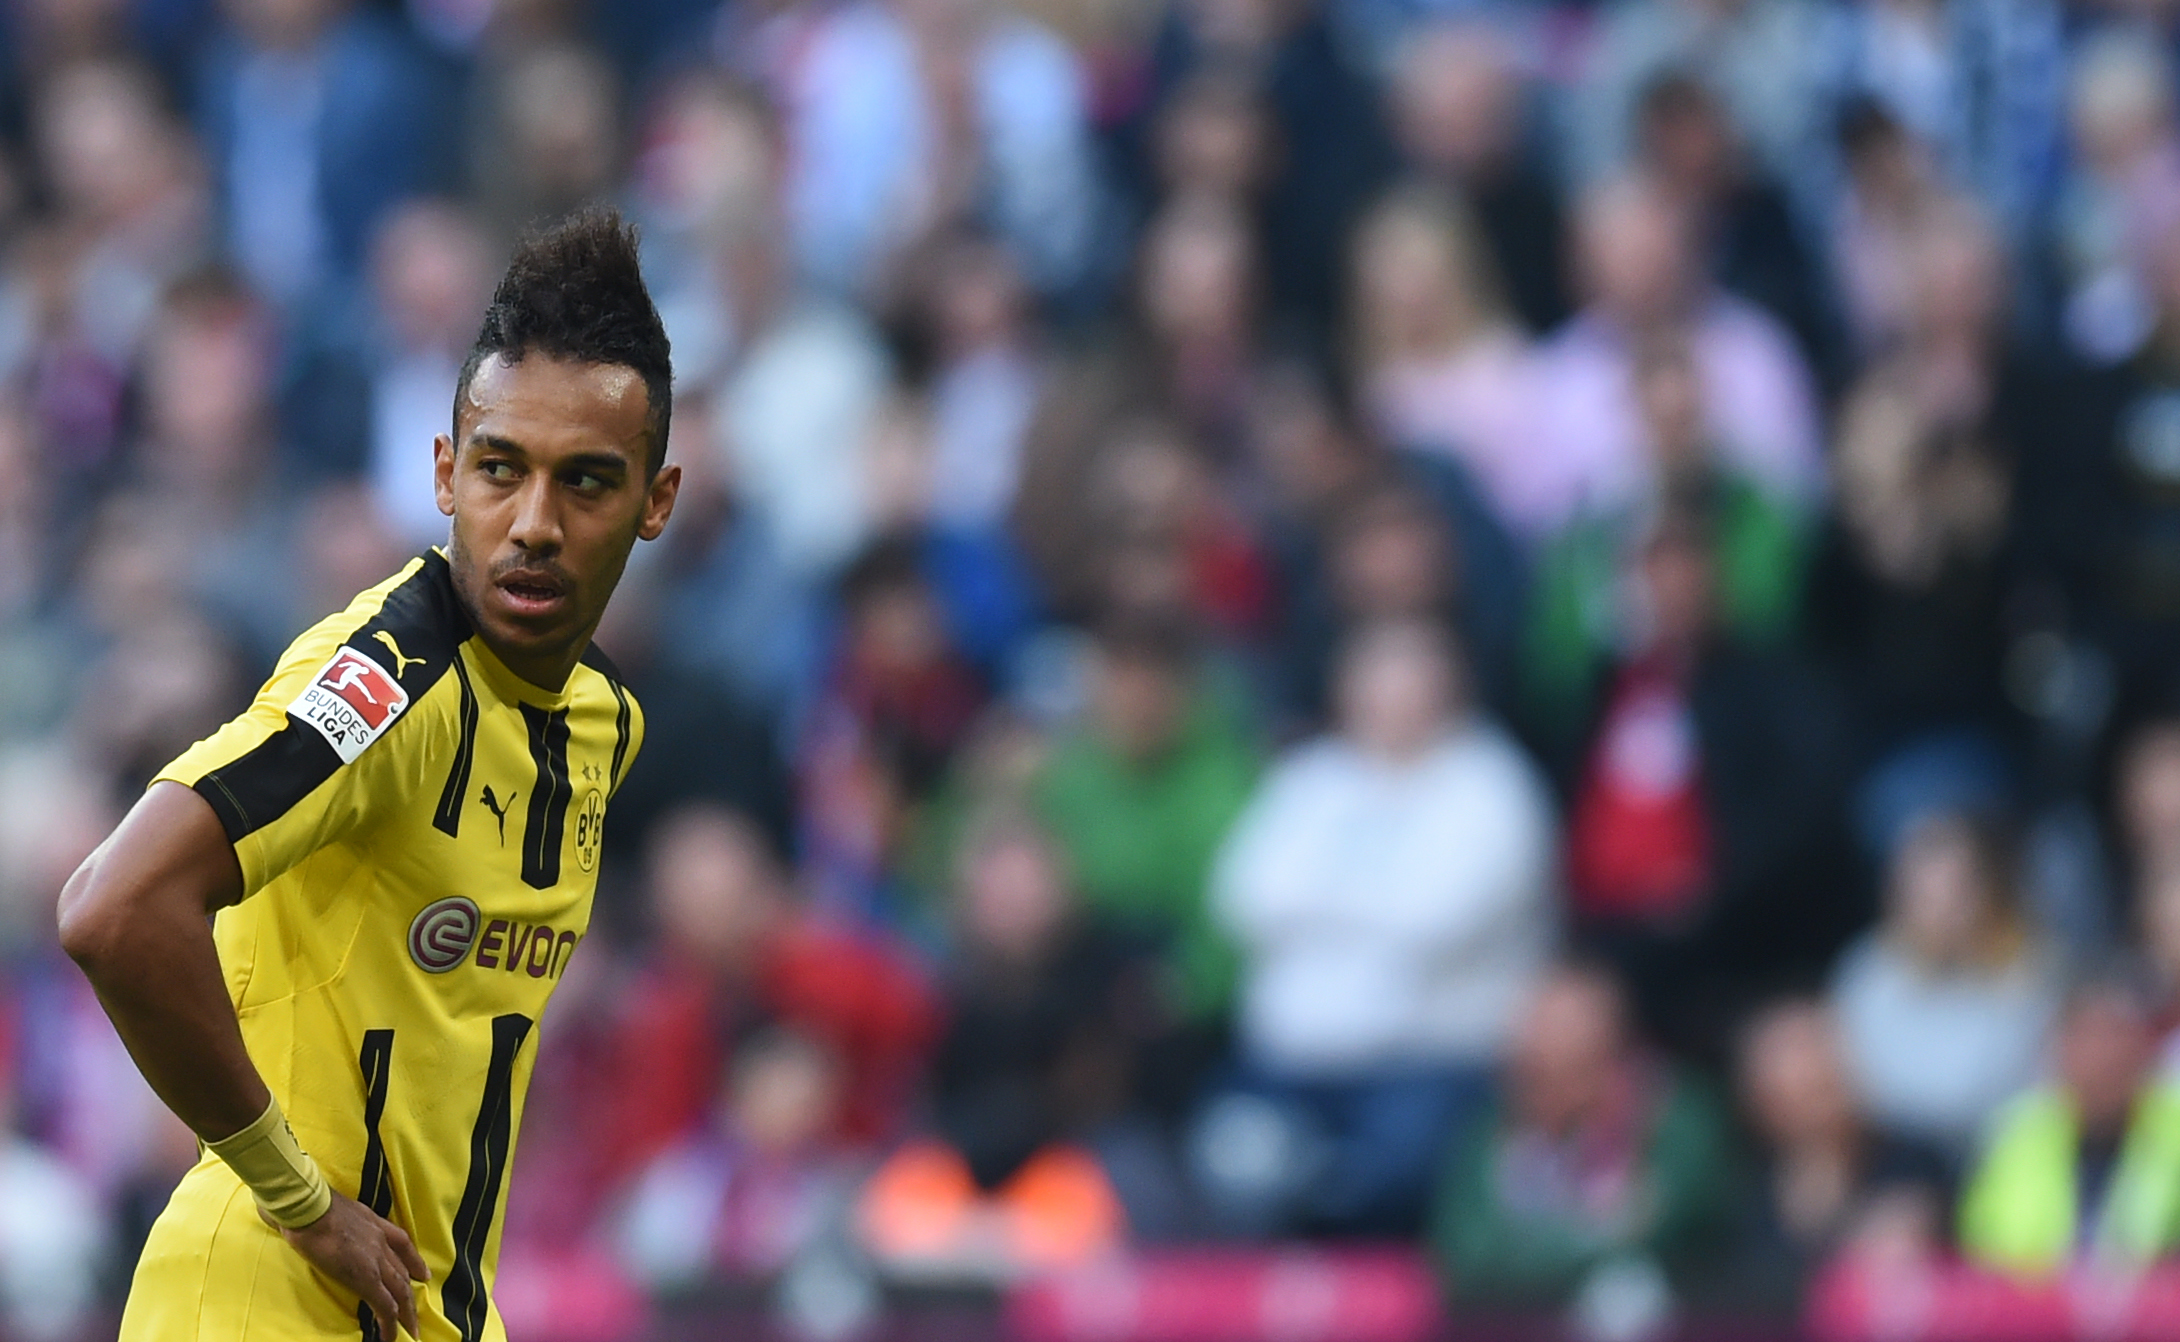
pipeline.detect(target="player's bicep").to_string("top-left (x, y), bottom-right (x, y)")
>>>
top-left (59, 781), bottom-right (242, 961)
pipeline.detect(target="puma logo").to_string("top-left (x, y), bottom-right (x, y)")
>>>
top-left (372, 631), bottom-right (427, 680)
top-left (480, 785), bottom-right (517, 844)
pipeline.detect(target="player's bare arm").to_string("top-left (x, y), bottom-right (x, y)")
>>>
top-left (58, 784), bottom-right (432, 1340)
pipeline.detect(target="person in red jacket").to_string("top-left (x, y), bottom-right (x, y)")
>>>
top-left (606, 803), bottom-right (940, 1179)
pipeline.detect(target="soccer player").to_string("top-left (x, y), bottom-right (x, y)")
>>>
top-left (56, 207), bottom-right (681, 1341)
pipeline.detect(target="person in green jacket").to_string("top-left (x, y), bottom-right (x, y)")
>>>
top-left (1960, 972), bottom-right (2180, 1275)
top-left (1029, 614), bottom-right (1260, 1020)
top-left (1432, 962), bottom-right (1737, 1305)
top-left (1523, 333), bottom-right (1809, 736)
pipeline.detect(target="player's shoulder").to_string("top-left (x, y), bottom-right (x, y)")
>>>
top-left (160, 553), bottom-right (474, 851)
top-left (268, 550), bottom-right (473, 763)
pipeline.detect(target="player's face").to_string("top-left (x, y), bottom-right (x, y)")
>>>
top-left (435, 353), bottom-right (679, 689)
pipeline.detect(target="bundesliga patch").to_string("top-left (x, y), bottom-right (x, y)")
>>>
top-left (289, 646), bottom-right (410, 763)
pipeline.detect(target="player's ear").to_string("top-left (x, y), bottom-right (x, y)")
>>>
top-left (433, 434), bottom-right (457, 517)
top-left (638, 462), bottom-right (680, 542)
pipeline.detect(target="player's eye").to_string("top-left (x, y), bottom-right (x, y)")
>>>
top-left (479, 459), bottom-right (517, 481)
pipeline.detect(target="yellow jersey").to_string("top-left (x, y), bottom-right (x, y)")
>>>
top-left (120, 549), bottom-right (642, 1342)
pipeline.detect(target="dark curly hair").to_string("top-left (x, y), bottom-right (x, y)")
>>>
top-left (455, 205), bottom-right (673, 472)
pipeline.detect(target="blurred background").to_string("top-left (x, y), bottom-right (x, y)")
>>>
top-left (19, 0), bottom-right (2180, 1337)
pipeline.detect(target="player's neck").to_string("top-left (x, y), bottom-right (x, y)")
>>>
top-left (474, 628), bottom-right (590, 695)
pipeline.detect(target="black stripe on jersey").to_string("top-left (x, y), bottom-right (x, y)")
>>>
top-left (441, 1013), bottom-right (533, 1342)
top-left (195, 551), bottom-right (471, 841)
top-left (354, 1029), bottom-right (396, 1342)
top-left (606, 680), bottom-right (631, 791)
top-left (432, 650), bottom-right (479, 837)
top-left (519, 705), bottom-right (572, 888)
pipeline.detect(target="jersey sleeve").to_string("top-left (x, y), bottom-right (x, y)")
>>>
top-left (156, 578), bottom-right (432, 896)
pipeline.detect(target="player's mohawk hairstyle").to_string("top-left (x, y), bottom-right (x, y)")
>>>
top-left (456, 205), bottom-right (673, 471)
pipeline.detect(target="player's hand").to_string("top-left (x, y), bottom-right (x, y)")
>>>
top-left (264, 1192), bottom-right (431, 1339)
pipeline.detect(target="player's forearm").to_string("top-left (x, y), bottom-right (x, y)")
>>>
top-left (68, 902), bottom-right (271, 1140)
top-left (58, 783), bottom-right (271, 1141)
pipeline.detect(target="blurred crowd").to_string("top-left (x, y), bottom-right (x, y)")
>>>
top-left (17, 0), bottom-right (2180, 1335)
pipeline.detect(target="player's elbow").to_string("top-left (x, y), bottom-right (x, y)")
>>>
top-left (56, 854), bottom-right (124, 972)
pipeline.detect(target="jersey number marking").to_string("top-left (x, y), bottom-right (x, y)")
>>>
top-left (352, 1013), bottom-right (534, 1342)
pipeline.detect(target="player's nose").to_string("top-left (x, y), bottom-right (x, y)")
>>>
top-left (506, 474), bottom-right (564, 553)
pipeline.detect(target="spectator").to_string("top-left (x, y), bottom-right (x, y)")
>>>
top-left (2051, 32), bottom-right (2180, 365)
top-left (0, 405), bottom-right (47, 690)
top-left (0, 1043), bottom-right (107, 1342)
top-left (929, 806), bottom-right (1190, 1234)
top-left (360, 199), bottom-right (493, 546)
top-left (1011, 195), bottom-right (1266, 621)
top-left (771, 0), bottom-right (1104, 299)
top-left (466, 41), bottom-right (621, 247)
top-left (1432, 962), bottom-right (1735, 1308)
top-left (605, 805), bottom-right (939, 1182)
top-left (128, 269), bottom-right (309, 665)
top-left (1807, 203), bottom-right (2038, 769)
top-left (799, 536), bottom-right (989, 915)
top-left (628, 73), bottom-right (784, 378)
top-left (1143, 0), bottom-right (1396, 337)
top-left (709, 202), bottom-right (894, 580)
top-left (859, 812), bottom-right (1144, 1277)
top-left (1526, 331), bottom-right (1809, 729)
top-left (1388, 21), bottom-right (1568, 335)
top-left (892, 229), bottom-right (1047, 538)
top-left (2117, 716), bottom-right (2180, 908)
top-left (1278, 471), bottom-right (1521, 725)
top-left (2070, 224), bottom-right (2180, 691)
top-left (1558, 505), bottom-right (1850, 1056)
top-left (1833, 809), bottom-right (2064, 1151)
top-left (1828, 99), bottom-right (1941, 361)
top-left (1720, 999), bottom-right (1950, 1313)
top-left (1837, 0), bottom-right (2066, 243)
top-left (1959, 971), bottom-right (2180, 1275)
top-left (615, 1026), bottom-right (860, 1288)
top-left (1572, 0), bottom-right (1839, 221)
top-left (1234, 360), bottom-right (1526, 729)
top-left (623, 390), bottom-right (821, 727)
top-left (2138, 865), bottom-right (2180, 1061)
top-left (1029, 612), bottom-right (1258, 1021)
top-left (11, 58), bottom-right (208, 476)
top-left (1033, 403), bottom-right (1276, 646)
top-left (1203, 618), bottom-right (1555, 1235)
top-left (1631, 69), bottom-right (1835, 379)
top-left (1346, 185), bottom-right (1547, 540)
top-left (1130, 193), bottom-right (1258, 453)
top-left (1150, 66), bottom-right (1275, 210)
top-left (195, 0), bottom-right (456, 307)
top-left (1533, 175), bottom-right (1823, 539)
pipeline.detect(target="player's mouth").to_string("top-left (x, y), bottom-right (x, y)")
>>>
top-left (493, 569), bottom-right (573, 621)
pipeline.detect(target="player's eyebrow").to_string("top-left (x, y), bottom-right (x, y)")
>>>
top-left (553, 450), bottom-right (633, 477)
top-left (467, 432), bottom-right (530, 458)
top-left (468, 434), bottom-right (634, 476)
